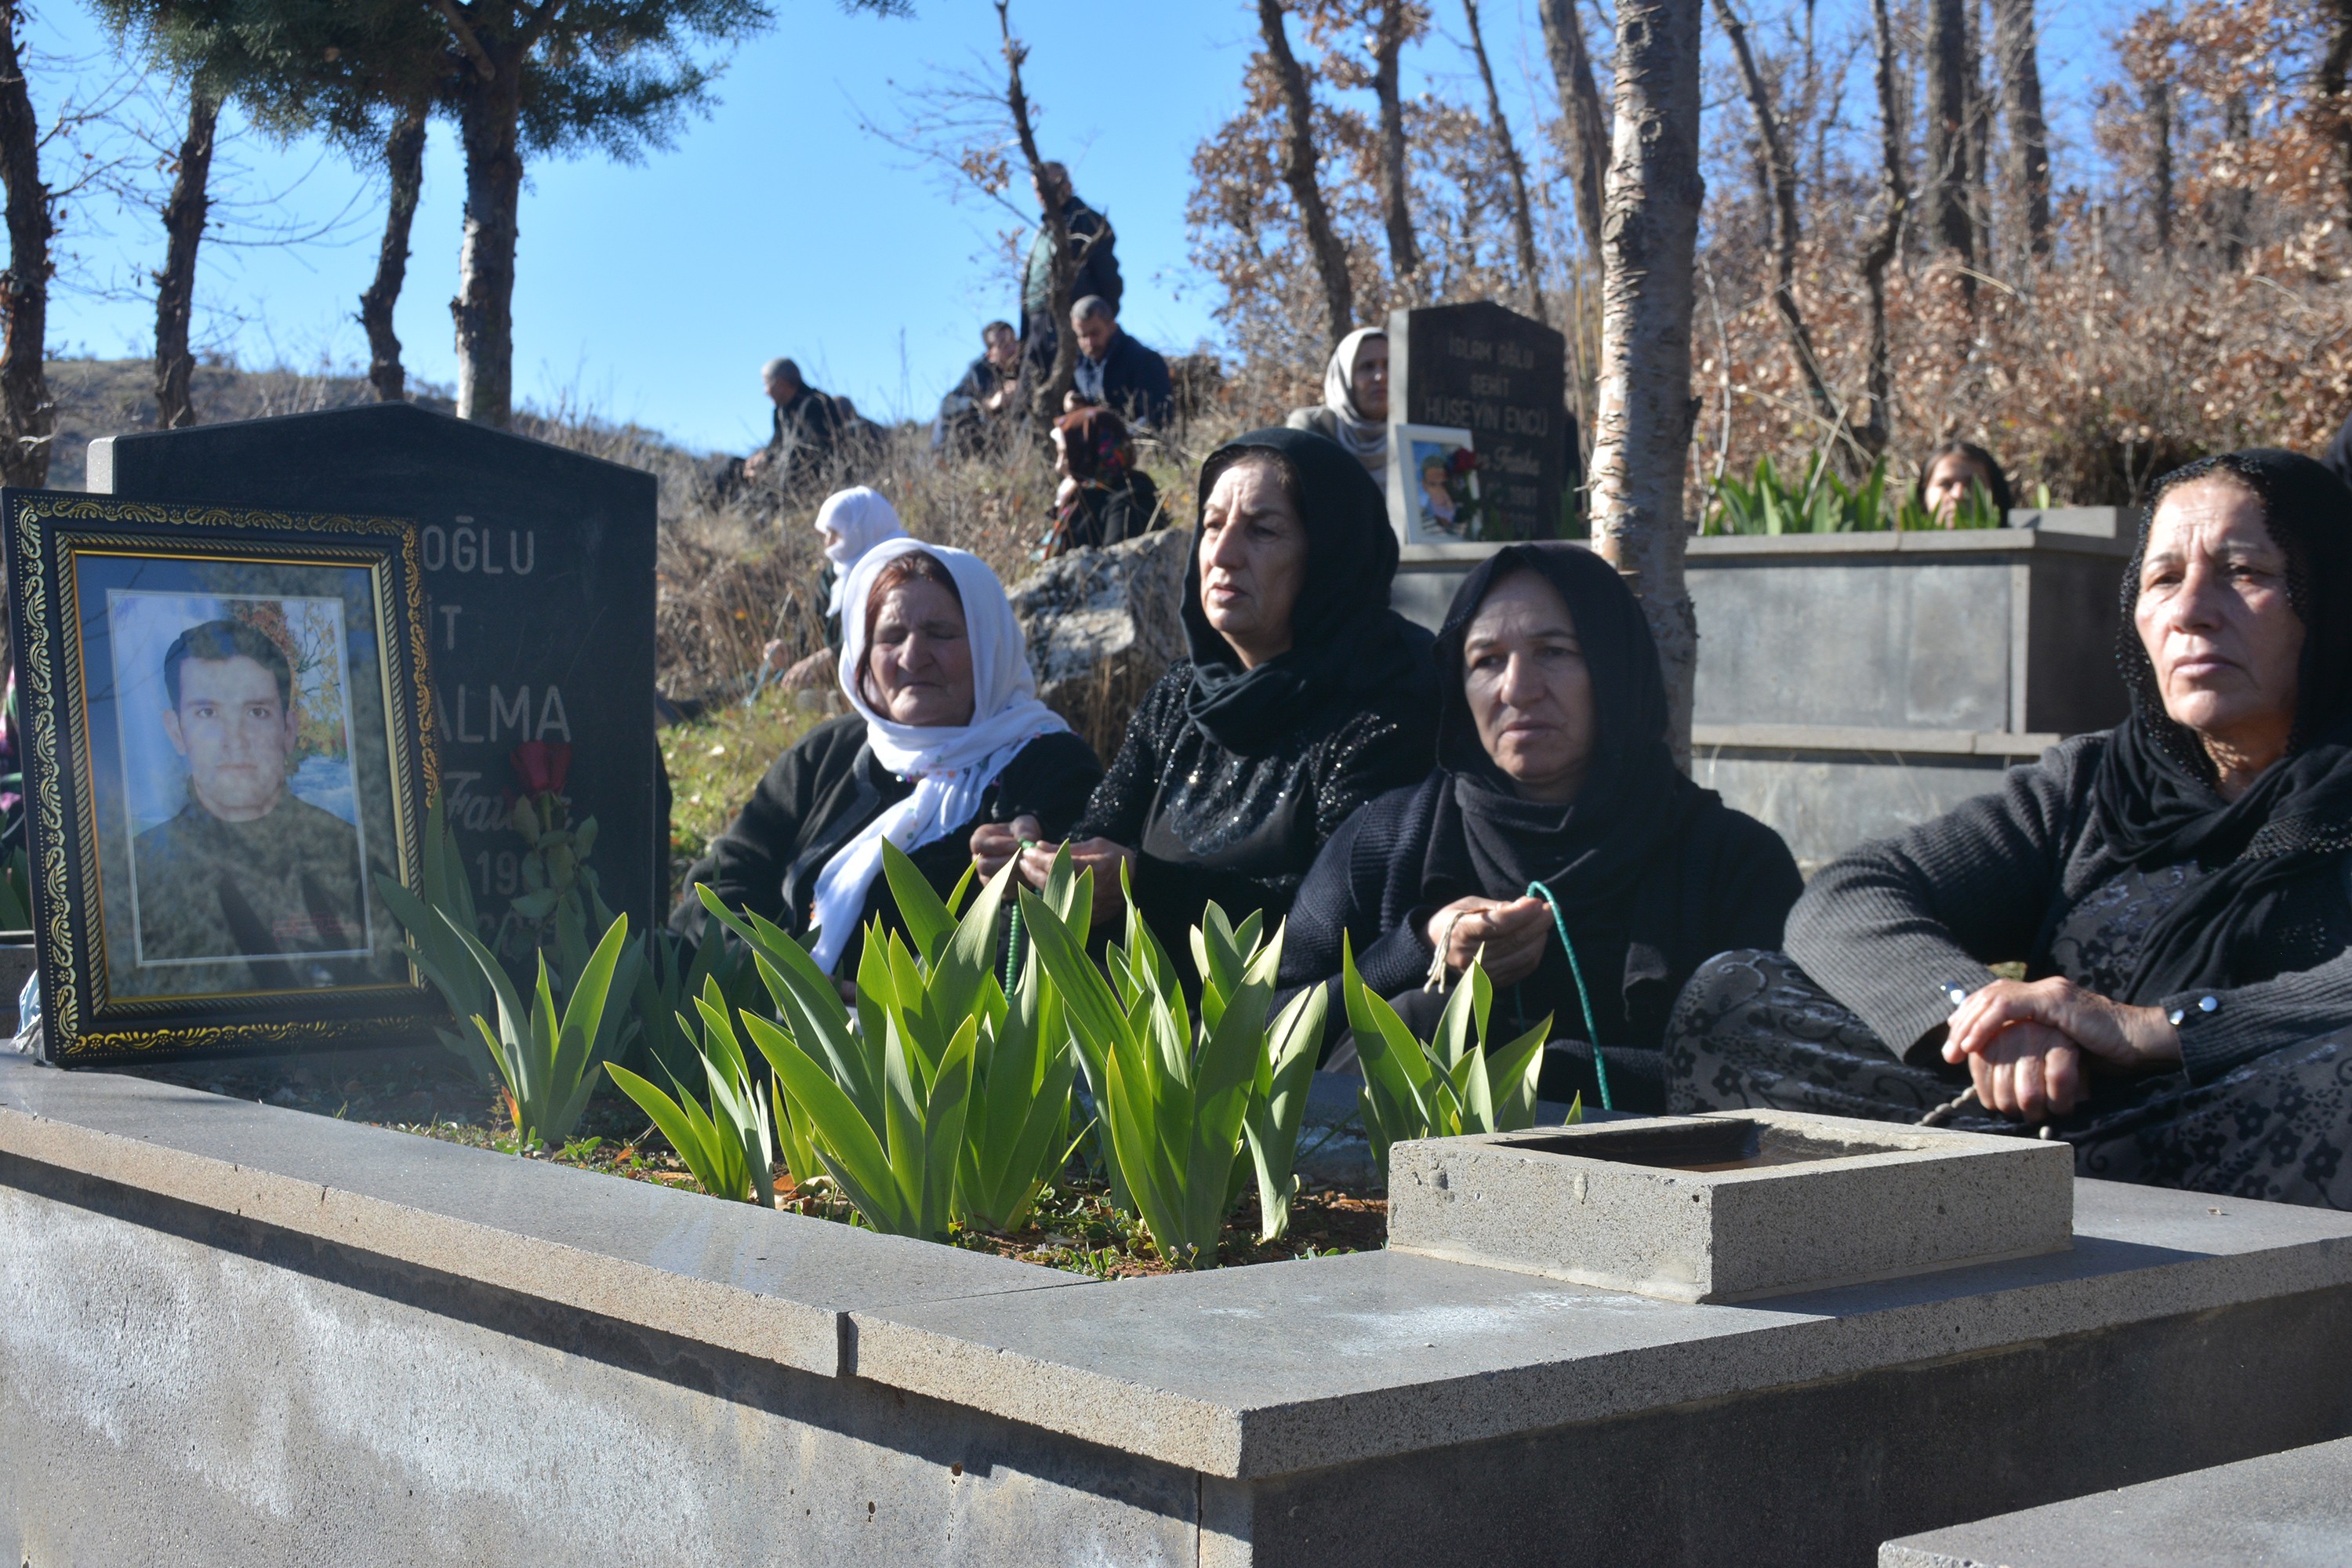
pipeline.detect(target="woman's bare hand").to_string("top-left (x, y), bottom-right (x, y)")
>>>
top-left (1943, 977), bottom-right (2183, 1120)
top-left (1423, 895), bottom-right (1551, 987)
top-left (970, 815), bottom-right (1044, 884)
top-left (1018, 836), bottom-right (1137, 927)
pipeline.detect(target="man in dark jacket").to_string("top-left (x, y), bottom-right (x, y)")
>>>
top-left (934, 321), bottom-right (1022, 453)
top-left (744, 358), bottom-right (840, 494)
top-left (1019, 162), bottom-right (1120, 375)
top-left (1069, 296), bottom-right (1173, 431)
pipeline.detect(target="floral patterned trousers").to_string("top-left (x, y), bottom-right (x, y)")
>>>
top-left (1665, 949), bottom-right (2352, 1210)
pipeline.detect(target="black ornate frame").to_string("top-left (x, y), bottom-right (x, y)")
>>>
top-left (5, 492), bottom-right (441, 1064)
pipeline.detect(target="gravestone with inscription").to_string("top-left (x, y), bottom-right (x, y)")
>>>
top-left (1387, 299), bottom-right (1570, 542)
top-left (86, 402), bottom-right (660, 933)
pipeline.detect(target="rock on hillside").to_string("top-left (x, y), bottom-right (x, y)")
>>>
top-left (1007, 528), bottom-right (1189, 753)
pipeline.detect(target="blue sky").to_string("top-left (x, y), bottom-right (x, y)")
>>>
top-left (27, 0), bottom-right (2120, 455)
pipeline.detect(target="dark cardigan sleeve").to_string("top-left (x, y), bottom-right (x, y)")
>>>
top-left (986, 731), bottom-right (1103, 840)
top-left (2160, 858), bottom-right (2352, 1081)
top-left (1072, 668), bottom-right (1185, 847)
top-left (671, 717), bottom-right (867, 935)
top-left (1785, 736), bottom-right (2099, 1065)
top-left (1276, 783), bottom-right (1434, 1024)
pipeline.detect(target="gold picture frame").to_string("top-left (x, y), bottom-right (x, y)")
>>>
top-left (5, 492), bottom-right (441, 1064)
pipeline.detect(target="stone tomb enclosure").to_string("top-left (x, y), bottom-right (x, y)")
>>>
top-left (1387, 299), bottom-right (1568, 543)
top-left (1388, 1109), bottom-right (2076, 1302)
top-left (85, 406), bottom-right (662, 931)
top-left (8, 1054), bottom-right (2352, 1565)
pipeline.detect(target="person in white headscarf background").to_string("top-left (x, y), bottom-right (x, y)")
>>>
top-left (763, 485), bottom-right (909, 690)
top-left (675, 538), bottom-right (1103, 981)
top-left (1284, 327), bottom-right (1389, 475)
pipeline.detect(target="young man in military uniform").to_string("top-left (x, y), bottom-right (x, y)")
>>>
top-left (130, 618), bottom-right (368, 982)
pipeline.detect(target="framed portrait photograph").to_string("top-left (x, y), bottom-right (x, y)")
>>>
top-left (1387, 423), bottom-right (1485, 545)
top-left (5, 491), bottom-right (441, 1064)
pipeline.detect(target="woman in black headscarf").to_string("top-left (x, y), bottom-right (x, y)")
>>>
top-left (1278, 543), bottom-right (1802, 1111)
top-left (978, 426), bottom-right (1436, 971)
top-left (1669, 449), bottom-right (2352, 1208)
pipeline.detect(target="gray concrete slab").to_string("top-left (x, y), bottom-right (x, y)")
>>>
top-left (849, 1178), bottom-right (2352, 1479)
top-left (1879, 1436), bottom-right (2352, 1566)
top-left (0, 1053), bottom-right (1074, 1376)
top-left (1387, 1112), bottom-right (2074, 1301)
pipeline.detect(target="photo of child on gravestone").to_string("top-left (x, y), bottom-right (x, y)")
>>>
top-left (95, 589), bottom-right (398, 997)
top-left (1393, 425), bottom-right (1482, 543)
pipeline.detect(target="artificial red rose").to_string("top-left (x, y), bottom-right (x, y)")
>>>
top-left (1447, 448), bottom-right (1479, 475)
top-left (510, 740), bottom-right (572, 797)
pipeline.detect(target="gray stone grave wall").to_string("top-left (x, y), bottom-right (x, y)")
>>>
top-left (8, 1054), bottom-right (2352, 1567)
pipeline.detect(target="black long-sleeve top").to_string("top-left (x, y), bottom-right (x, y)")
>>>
top-left (1788, 733), bottom-right (2352, 1083)
top-left (1278, 772), bottom-right (1802, 1054)
top-left (1072, 661), bottom-right (1431, 967)
top-left (673, 715), bottom-right (1102, 965)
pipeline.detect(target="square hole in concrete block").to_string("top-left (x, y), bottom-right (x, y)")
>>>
top-left (1507, 1118), bottom-right (1911, 1173)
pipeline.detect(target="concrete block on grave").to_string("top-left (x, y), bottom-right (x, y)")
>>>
top-left (85, 404), bottom-right (661, 929)
top-left (1879, 1434), bottom-right (2352, 1567)
top-left (1387, 1109), bottom-right (2074, 1301)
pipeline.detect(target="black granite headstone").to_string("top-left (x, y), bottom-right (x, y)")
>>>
top-left (90, 403), bottom-right (659, 933)
top-left (1388, 300), bottom-right (1570, 541)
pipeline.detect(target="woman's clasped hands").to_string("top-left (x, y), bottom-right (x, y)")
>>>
top-left (1941, 977), bottom-right (2184, 1120)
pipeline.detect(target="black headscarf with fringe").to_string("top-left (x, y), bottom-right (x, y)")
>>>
top-left (2092, 448), bottom-right (2352, 1000)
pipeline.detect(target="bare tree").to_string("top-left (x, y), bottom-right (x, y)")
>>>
top-left (0, 0), bottom-right (49, 485)
top-left (1857, 0), bottom-right (1910, 457)
top-left (359, 101), bottom-right (426, 403)
top-left (1536, 0), bottom-right (1607, 268)
top-left (2216, 90), bottom-right (2252, 270)
top-left (1257, 0), bottom-right (1355, 347)
top-left (1992, 0), bottom-right (2049, 265)
top-left (1369, 0), bottom-right (1421, 285)
top-left (2149, 75), bottom-right (2173, 256)
top-left (1925, 0), bottom-right (1975, 303)
top-left (1461, 0), bottom-right (1544, 321)
top-left (1589, 0), bottom-right (1704, 762)
top-left (994, 0), bottom-right (1083, 417)
top-left (1711, 0), bottom-right (1839, 440)
top-left (2323, 0), bottom-right (2352, 234)
top-left (152, 89), bottom-right (218, 430)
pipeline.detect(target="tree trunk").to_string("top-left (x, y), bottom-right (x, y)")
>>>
top-left (1370, 0), bottom-right (1420, 286)
top-left (1925, 0), bottom-right (1974, 305)
top-left (2322, 0), bottom-right (2352, 234)
top-left (153, 89), bottom-right (218, 432)
top-left (452, 60), bottom-right (522, 427)
top-left (1711, 0), bottom-right (1838, 439)
top-left (1256, 0), bottom-right (1353, 348)
top-left (1991, 0), bottom-right (2049, 265)
top-left (1462, 0), bottom-right (1545, 322)
top-left (995, 2), bottom-right (1080, 420)
top-left (1536, 0), bottom-right (1608, 269)
top-left (360, 101), bottom-right (427, 404)
top-left (1589, 0), bottom-right (1704, 766)
top-left (2217, 91), bottom-right (2252, 272)
top-left (1858, 0), bottom-right (1911, 457)
top-left (0, 1), bottom-right (51, 488)
top-left (2148, 77), bottom-right (2172, 257)
top-left (1964, 0), bottom-right (1990, 270)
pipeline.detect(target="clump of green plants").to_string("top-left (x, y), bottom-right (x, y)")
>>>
top-left (1342, 938), bottom-right (1562, 1175)
top-left (1703, 454), bottom-right (2005, 535)
top-left (1023, 863), bottom-right (1326, 1267)
top-left (431, 908), bottom-right (641, 1149)
top-left (606, 977), bottom-right (780, 1206)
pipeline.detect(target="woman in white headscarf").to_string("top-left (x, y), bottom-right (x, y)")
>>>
top-left (765, 485), bottom-right (908, 688)
top-left (1283, 327), bottom-right (1389, 474)
top-left (677, 538), bottom-right (1102, 978)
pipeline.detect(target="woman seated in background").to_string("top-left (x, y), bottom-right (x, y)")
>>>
top-left (765, 485), bottom-right (907, 687)
top-left (1279, 544), bottom-right (1802, 1111)
top-left (676, 539), bottom-right (1102, 978)
top-left (1285, 328), bottom-right (1388, 476)
top-left (977, 427), bottom-right (1436, 975)
top-left (1045, 406), bottom-right (1162, 557)
top-left (1670, 450), bottom-right (2352, 1208)
top-left (1918, 440), bottom-right (2015, 525)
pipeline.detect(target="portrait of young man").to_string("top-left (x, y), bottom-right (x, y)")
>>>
top-left (129, 617), bottom-right (370, 970)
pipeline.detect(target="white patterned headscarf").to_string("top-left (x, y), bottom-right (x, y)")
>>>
top-left (1319, 327), bottom-right (1388, 469)
top-left (815, 487), bottom-right (907, 615)
top-left (804, 537), bottom-right (1068, 975)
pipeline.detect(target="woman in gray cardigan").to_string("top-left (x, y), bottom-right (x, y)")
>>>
top-left (1668, 448), bottom-right (2352, 1208)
